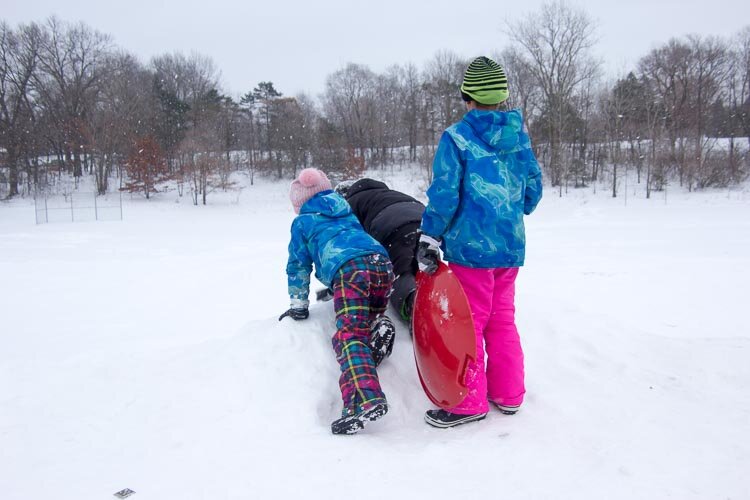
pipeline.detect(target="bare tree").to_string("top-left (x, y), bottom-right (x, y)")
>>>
top-left (0, 22), bottom-right (41, 197)
top-left (496, 48), bottom-right (541, 124)
top-left (151, 52), bottom-right (220, 118)
top-left (417, 51), bottom-right (466, 179)
top-left (422, 50), bottom-right (466, 144)
top-left (639, 39), bottom-right (693, 185)
top-left (292, 92), bottom-right (319, 171)
top-left (179, 120), bottom-right (222, 205)
top-left (726, 27), bottom-right (750, 183)
top-left (737, 27), bottom-right (750, 144)
top-left (371, 70), bottom-right (400, 165)
top-left (507, 1), bottom-right (600, 188)
top-left (639, 35), bottom-right (731, 189)
top-left (91, 52), bottom-right (155, 194)
top-left (608, 72), bottom-right (652, 185)
top-left (33, 17), bottom-right (112, 183)
top-left (391, 63), bottom-right (422, 163)
top-left (270, 96), bottom-right (306, 177)
top-left (322, 63), bottom-right (376, 164)
top-left (688, 35), bottom-right (729, 188)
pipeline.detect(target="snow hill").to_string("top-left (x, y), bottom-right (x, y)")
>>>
top-left (1, 169), bottom-right (749, 499)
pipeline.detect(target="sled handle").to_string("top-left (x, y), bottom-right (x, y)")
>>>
top-left (458, 354), bottom-right (474, 388)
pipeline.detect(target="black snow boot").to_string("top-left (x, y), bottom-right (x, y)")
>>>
top-left (369, 315), bottom-right (396, 367)
top-left (331, 402), bottom-right (389, 435)
top-left (424, 409), bottom-right (488, 429)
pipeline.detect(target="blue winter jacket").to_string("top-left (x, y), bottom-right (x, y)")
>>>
top-left (286, 190), bottom-right (388, 304)
top-left (420, 109), bottom-right (543, 268)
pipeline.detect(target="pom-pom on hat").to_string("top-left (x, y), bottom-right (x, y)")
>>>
top-left (290, 168), bottom-right (333, 213)
top-left (460, 56), bottom-right (509, 105)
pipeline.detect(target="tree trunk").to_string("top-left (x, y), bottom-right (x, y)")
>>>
top-left (6, 146), bottom-right (20, 198)
top-left (612, 162), bottom-right (618, 198)
top-left (729, 135), bottom-right (736, 183)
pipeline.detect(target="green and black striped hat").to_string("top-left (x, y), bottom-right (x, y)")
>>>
top-left (460, 56), bottom-right (509, 105)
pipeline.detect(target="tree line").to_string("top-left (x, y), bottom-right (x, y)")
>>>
top-left (1, 3), bottom-right (749, 203)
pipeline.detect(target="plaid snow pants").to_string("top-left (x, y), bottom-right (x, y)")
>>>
top-left (331, 253), bottom-right (394, 416)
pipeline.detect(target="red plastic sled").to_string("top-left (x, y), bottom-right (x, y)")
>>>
top-left (412, 261), bottom-right (476, 409)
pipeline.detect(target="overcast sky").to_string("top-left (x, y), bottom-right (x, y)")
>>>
top-left (3, 0), bottom-right (749, 98)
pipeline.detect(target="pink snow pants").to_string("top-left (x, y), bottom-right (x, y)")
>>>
top-left (448, 263), bottom-right (525, 415)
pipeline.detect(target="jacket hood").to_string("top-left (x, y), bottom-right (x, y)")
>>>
top-left (346, 178), bottom-right (389, 199)
top-left (299, 190), bottom-right (352, 218)
top-left (463, 109), bottom-right (525, 152)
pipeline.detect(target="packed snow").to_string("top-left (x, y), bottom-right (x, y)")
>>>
top-left (1, 168), bottom-right (749, 499)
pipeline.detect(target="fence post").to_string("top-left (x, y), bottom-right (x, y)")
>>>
top-left (70, 194), bottom-right (74, 222)
top-left (94, 192), bottom-right (99, 221)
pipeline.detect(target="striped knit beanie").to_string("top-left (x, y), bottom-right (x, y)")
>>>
top-left (460, 56), bottom-right (509, 105)
top-left (290, 168), bottom-right (333, 213)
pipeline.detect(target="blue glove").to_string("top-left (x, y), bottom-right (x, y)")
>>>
top-left (416, 233), bottom-right (441, 274)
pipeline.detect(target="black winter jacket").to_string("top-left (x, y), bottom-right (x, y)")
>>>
top-left (344, 179), bottom-right (424, 276)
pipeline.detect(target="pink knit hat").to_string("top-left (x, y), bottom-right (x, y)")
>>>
top-left (290, 168), bottom-right (333, 213)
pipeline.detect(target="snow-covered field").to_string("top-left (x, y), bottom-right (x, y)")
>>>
top-left (1, 170), bottom-right (749, 500)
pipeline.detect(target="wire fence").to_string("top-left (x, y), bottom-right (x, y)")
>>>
top-left (34, 191), bottom-right (123, 224)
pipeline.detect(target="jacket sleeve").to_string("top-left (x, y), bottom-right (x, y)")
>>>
top-left (286, 220), bottom-right (313, 306)
top-left (420, 132), bottom-right (464, 238)
top-left (524, 149), bottom-right (543, 215)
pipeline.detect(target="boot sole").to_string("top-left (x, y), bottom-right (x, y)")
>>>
top-left (331, 402), bottom-right (389, 435)
top-left (370, 317), bottom-right (396, 367)
top-left (495, 404), bottom-right (520, 415)
top-left (424, 411), bottom-right (488, 429)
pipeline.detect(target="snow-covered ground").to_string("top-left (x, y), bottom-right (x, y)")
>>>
top-left (1, 169), bottom-right (749, 500)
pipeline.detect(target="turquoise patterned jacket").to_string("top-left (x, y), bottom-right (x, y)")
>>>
top-left (420, 109), bottom-right (543, 268)
top-left (286, 190), bottom-right (388, 305)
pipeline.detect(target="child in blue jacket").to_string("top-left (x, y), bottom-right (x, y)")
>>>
top-left (279, 168), bottom-right (396, 435)
top-left (417, 56), bottom-right (543, 428)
